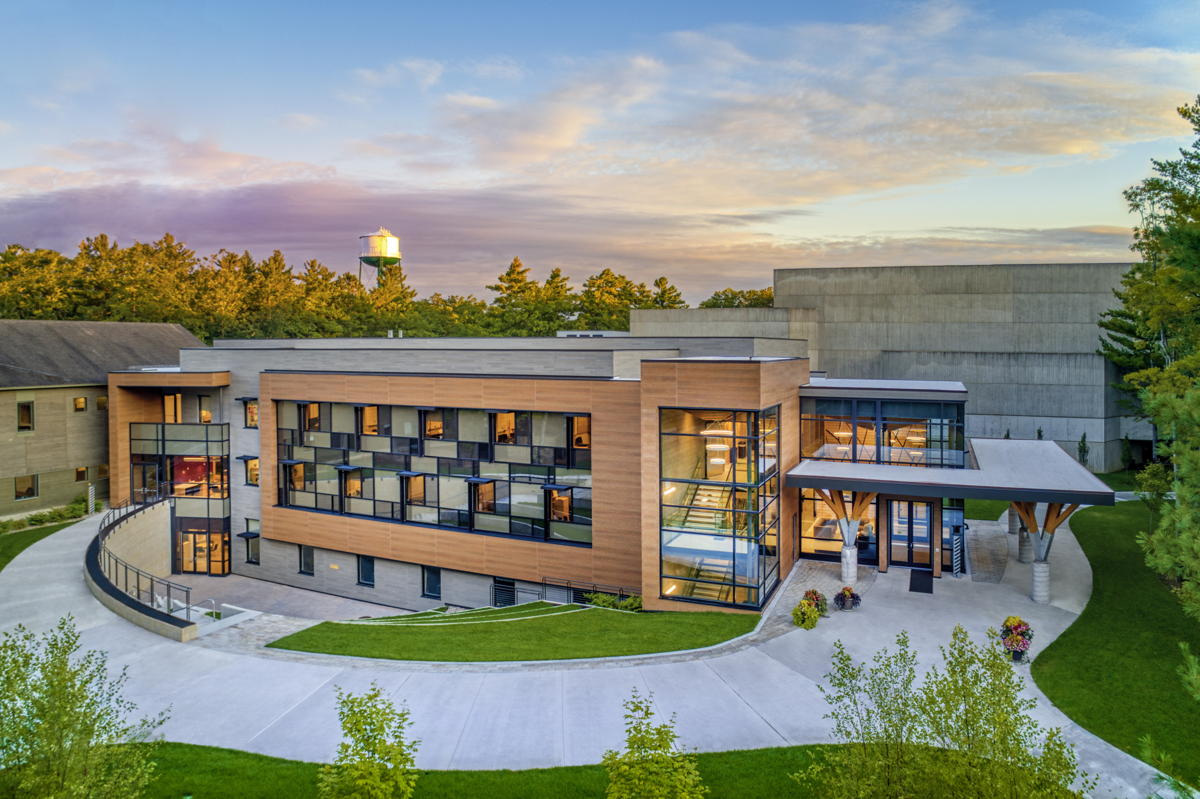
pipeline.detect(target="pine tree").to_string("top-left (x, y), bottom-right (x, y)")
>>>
top-left (649, 276), bottom-right (687, 309)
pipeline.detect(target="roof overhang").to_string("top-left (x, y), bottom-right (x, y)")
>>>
top-left (785, 438), bottom-right (1114, 506)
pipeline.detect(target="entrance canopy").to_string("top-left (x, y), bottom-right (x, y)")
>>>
top-left (785, 438), bottom-right (1114, 507)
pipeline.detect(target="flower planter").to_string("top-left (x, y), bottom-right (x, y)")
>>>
top-left (1010, 650), bottom-right (1023, 663)
top-left (837, 605), bottom-right (856, 612)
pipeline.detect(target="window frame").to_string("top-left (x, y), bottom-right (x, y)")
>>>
top-left (16, 401), bottom-right (34, 432)
top-left (244, 457), bottom-right (260, 486)
top-left (14, 474), bottom-right (38, 501)
top-left (243, 399), bottom-right (259, 429)
top-left (244, 518), bottom-right (261, 564)
top-left (298, 544), bottom-right (314, 575)
top-left (74, 467), bottom-right (88, 482)
top-left (357, 554), bottom-right (375, 587)
top-left (421, 565), bottom-right (442, 599)
top-left (96, 395), bottom-right (108, 411)
top-left (73, 396), bottom-right (87, 412)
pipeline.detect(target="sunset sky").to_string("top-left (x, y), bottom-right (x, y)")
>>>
top-left (1, 0), bottom-right (1198, 299)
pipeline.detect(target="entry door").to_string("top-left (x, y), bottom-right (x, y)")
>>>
top-left (178, 532), bottom-right (230, 575)
top-left (889, 500), bottom-right (933, 569)
top-left (132, 463), bottom-right (161, 503)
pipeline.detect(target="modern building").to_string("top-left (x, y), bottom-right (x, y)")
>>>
top-left (0, 320), bottom-right (202, 518)
top-left (106, 333), bottom-right (1109, 614)
top-left (631, 262), bottom-right (1146, 472)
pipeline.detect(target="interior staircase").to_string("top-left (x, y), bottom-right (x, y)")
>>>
top-left (682, 483), bottom-right (733, 532)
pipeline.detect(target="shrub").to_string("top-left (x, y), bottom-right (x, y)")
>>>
top-left (602, 688), bottom-right (707, 799)
top-left (25, 512), bottom-right (49, 526)
top-left (803, 589), bottom-right (828, 616)
top-left (317, 681), bottom-right (419, 799)
top-left (618, 595), bottom-right (643, 612)
top-left (792, 600), bottom-right (820, 630)
top-left (584, 592), bottom-right (620, 609)
top-left (0, 616), bottom-right (166, 798)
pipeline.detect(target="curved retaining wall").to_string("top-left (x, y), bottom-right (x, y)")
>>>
top-left (84, 501), bottom-right (198, 642)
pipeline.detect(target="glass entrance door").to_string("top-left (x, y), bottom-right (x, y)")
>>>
top-left (177, 531), bottom-right (230, 575)
top-left (132, 462), bottom-right (161, 503)
top-left (889, 500), bottom-right (932, 569)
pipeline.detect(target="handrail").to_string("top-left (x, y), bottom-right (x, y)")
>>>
top-left (94, 490), bottom-right (194, 623)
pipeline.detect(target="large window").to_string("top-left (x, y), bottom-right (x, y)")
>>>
top-left (14, 474), bottom-right (38, 500)
top-left (16, 401), bottom-right (33, 431)
top-left (658, 406), bottom-right (781, 609)
top-left (800, 489), bottom-right (879, 563)
top-left (800, 398), bottom-right (965, 468)
top-left (276, 401), bottom-right (593, 545)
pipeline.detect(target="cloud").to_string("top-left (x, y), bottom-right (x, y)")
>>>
top-left (463, 56), bottom-right (524, 80)
top-left (0, 179), bottom-right (1133, 301)
top-left (354, 58), bottom-right (445, 90)
top-left (281, 113), bottom-right (322, 130)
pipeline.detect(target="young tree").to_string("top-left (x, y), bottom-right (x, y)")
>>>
top-left (0, 616), bottom-right (166, 798)
top-left (795, 627), bottom-right (1094, 799)
top-left (649, 276), bottom-right (687, 309)
top-left (318, 682), bottom-right (420, 799)
top-left (602, 689), bottom-right (706, 799)
top-left (698, 287), bottom-right (773, 308)
top-left (1076, 433), bottom-right (1089, 468)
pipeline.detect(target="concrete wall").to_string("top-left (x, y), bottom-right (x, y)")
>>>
top-left (105, 501), bottom-right (172, 576)
top-left (0, 385), bottom-right (110, 517)
top-left (242, 537), bottom-right (539, 611)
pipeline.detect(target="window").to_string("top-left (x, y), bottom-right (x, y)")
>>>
top-left (244, 458), bottom-right (260, 486)
top-left (73, 396), bottom-right (87, 412)
top-left (164, 393), bottom-right (182, 423)
top-left (422, 565), bottom-right (441, 599)
top-left (359, 405), bottom-right (390, 436)
top-left (97, 463), bottom-right (109, 479)
top-left (243, 400), bottom-right (259, 428)
top-left (492, 411), bottom-right (530, 445)
top-left (302, 403), bottom-right (321, 431)
top-left (96, 395), bottom-right (108, 411)
top-left (74, 467), bottom-right (88, 482)
top-left (357, 555), bottom-right (375, 587)
top-left (16, 401), bottom-right (33, 431)
top-left (244, 519), bottom-right (260, 564)
top-left (298, 544), bottom-right (314, 575)
top-left (198, 395), bottom-right (213, 424)
top-left (14, 475), bottom-right (38, 500)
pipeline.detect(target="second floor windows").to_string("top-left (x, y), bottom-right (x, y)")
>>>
top-left (16, 401), bottom-right (33, 431)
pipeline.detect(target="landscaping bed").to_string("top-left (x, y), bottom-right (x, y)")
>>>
top-left (1033, 502), bottom-right (1200, 784)
top-left (0, 521), bottom-right (75, 573)
top-left (268, 602), bottom-right (758, 661)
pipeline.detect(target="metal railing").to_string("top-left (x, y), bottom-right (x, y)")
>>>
top-left (94, 491), bottom-right (195, 622)
top-left (490, 577), bottom-right (641, 607)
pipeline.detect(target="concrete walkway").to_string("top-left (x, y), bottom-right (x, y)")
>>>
top-left (0, 514), bottom-right (1160, 796)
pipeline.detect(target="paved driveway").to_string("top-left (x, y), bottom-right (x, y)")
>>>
top-left (0, 515), bottom-right (1159, 796)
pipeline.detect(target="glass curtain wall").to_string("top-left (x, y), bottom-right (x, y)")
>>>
top-left (659, 406), bottom-right (780, 608)
top-left (130, 422), bottom-right (231, 575)
top-left (277, 402), bottom-right (592, 545)
top-left (800, 398), bottom-right (965, 467)
top-left (799, 488), bottom-right (879, 563)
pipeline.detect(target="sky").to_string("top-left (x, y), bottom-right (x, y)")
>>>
top-left (1, 0), bottom-right (1198, 300)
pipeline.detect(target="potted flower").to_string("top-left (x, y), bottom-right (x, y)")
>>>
top-left (803, 588), bottom-right (828, 616)
top-left (791, 599), bottom-right (820, 629)
top-left (833, 585), bottom-right (861, 611)
top-left (1000, 615), bottom-right (1034, 662)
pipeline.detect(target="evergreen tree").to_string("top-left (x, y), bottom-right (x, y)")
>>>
top-left (577, 268), bottom-right (653, 330)
top-left (698, 287), bottom-right (773, 308)
top-left (649, 276), bottom-right (687, 309)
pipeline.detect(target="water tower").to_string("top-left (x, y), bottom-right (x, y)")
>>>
top-left (357, 227), bottom-right (401, 284)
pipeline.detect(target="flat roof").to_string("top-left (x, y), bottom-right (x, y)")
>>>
top-left (784, 438), bottom-right (1113, 505)
top-left (802, 377), bottom-right (967, 393)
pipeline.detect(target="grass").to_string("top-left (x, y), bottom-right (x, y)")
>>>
top-left (1096, 469), bottom-right (1138, 492)
top-left (268, 604), bottom-right (759, 661)
top-left (0, 521), bottom-right (74, 573)
top-left (146, 741), bottom-right (829, 799)
top-left (1033, 502), bottom-right (1200, 785)
top-left (964, 498), bottom-right (1010, 521)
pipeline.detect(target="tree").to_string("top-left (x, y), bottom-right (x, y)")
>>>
top-left (0, 616), bottom-right (165, 798)
top-left (318, 682), bottom-right (420, 799)
top-left (577, 268), bottom-right (653, 331)
top-left (1076, 433), bottom-right (1089, 468)
top-left (369, 260), bottom-right (417, 334)
top-left (698, 287), bottom-right (773, 308)
top-left (602, 689), bottom-right (706, 799)
top-left (795, 627), bottom-right (1094, 799)
top-left (649, 277), bottom-right (687, 309)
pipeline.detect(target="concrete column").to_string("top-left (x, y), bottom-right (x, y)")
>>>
top-left (841, 546), bottom-right (858, 586)
top-left (1007, 508), bottom-right (1020, 535)
top-left (1031, 560), bottom-right (1050, 604)
top-left (1018, 528), bottom-right (1033, 563)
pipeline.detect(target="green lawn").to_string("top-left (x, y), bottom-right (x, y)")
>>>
top-left (147, 741), bottom-right (828, 799)
top-left (1096, 469), bottom-right (1138, 492)
top-left (964, 498), bottom-right (1009, 521)
top-left (0, 521), bottom-right (73, 573)
top-left (268, 604), bottom-right (759, 661)
top-left (1033, 502), bottom-right (1200, 784)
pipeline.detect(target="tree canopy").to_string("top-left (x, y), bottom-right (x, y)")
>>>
top-left (698, 287), bottom-right (773, 308)
top-left (0, 238), bottom-right (689, 342)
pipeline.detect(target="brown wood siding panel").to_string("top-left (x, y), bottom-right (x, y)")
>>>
top-left (110, 371), bottom-right (231, 388)
top-left (105, 379), bottom-right (163, 505)
top-left (258, 372), bottom-right (641, 589)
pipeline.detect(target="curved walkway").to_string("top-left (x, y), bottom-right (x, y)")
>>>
top-left (0, 515), bottom-right (1159, 796)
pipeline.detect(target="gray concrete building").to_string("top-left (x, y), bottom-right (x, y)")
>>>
top-left (631, 262), bottom-right (1143, 472)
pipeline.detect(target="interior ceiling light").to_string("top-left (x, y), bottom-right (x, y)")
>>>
top-left (709, 457), bottom-right (727, 464)
top-left (700, 425), bottom-right (731, 436)
top-left (705, 442), bottom-right (730, 451)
